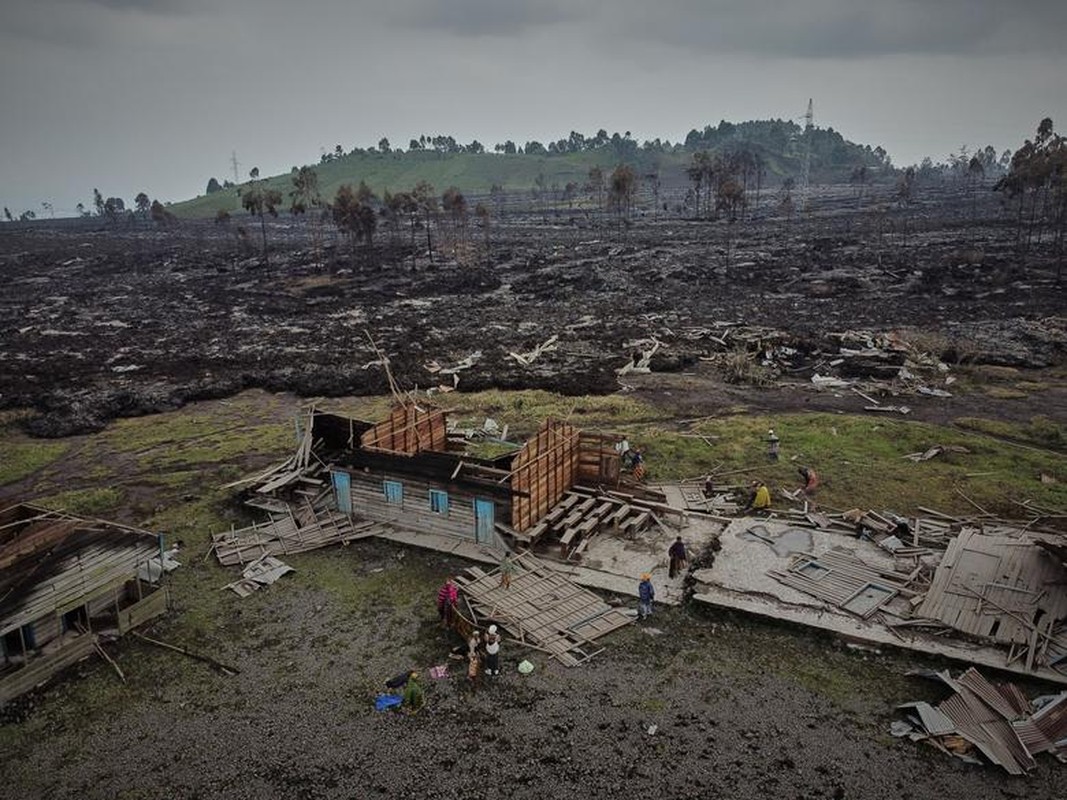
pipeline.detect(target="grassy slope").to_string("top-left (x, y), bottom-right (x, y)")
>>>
top-left (172, 148), bottom-right (686, 219)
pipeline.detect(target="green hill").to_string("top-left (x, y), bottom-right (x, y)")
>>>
top-left (170, 120), bottom-right (885, 219)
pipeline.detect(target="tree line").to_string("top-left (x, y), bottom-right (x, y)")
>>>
top-left (219, 165), bottom-right (496, 269)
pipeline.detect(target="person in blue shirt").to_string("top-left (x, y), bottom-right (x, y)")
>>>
top-left (638, 573), bottom-right (655, 619)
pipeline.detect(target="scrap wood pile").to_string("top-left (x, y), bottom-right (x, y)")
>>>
top-left (518, 485), bottom-right (681, 558)
top-left (639, 323), bottom-right (958, 404)
top-left (893, 667), bottom-right (1067, 774)
top-left (741, 490), bottom-right (1066, 553)
top-left (757, 523), bottom-right (1067, 677)
top-left (223, 555), bottom-right (295, 597)
top-left (222, 411), bottom-right (327, 505)
top-left (453, 552), bottom-right (633, 667)
top-left (211, 499), bottom-right (385, 567)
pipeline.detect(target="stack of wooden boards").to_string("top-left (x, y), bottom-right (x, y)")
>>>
top-left (514, 485), bottom-right (681, 559)
top-left (211, 500), bottom-right (384, 567)
top-left (454, 551), bottom-right (633, 667)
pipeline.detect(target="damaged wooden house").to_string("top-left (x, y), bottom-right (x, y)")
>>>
top-left (1, 503), bottom-right (168, 705)
top-left (215, 401), bottom-right (656, 565)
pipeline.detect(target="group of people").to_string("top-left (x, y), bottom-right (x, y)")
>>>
top-left (742, 466), bottom-right (819, 513)
top-left (465, 624), bottom-right (502, 687)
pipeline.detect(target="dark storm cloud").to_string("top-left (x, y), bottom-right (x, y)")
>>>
top-left (615, 0), bottom-right (1067, 58)
top-left (389, 0), bottom-right (1067, 57)
top-left (82, 0), bottom-right (193, 11)
top-left (1, 0), bottom-right (204, 47)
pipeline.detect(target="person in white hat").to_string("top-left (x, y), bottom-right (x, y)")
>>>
top-left (484, 624), bottom-right (501, 676)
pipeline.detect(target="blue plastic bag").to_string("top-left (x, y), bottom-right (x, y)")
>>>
top-left (375, 693), bottom-right (403, 711)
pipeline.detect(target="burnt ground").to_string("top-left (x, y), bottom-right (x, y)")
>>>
top-left (1, 184), bottom-right (1066, 799)
top-left (1, 183), bottom-right (1064, 437)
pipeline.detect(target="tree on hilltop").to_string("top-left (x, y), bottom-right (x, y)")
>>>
top-left (289, 165), bottom-right (325, 259)
top-left (240, 168), bottom-right (282, 266)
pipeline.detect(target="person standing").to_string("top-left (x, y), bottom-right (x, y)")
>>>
top-left (437, 577), bottom-right (458, 629)
top-left (767, 429), bottom-right (780, 462)
top-left (703, 475), bottom-right (715, 497)
top-left (468, 628), bottom-right (482, 660)
top-left (467, 649), bottom-right (482, 691)
top-left (499, 552), bottom-right (516, 589)
top-left (668, 537), bottom-right (688, 579)
top-left (638, 573), bottom-right (655, 620)
top-left (484, 624), bottom-right (501, 676)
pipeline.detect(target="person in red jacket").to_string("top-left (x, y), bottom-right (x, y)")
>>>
top-left (437, 577), bottom-right (458, 628)
top-left (798, 466), bottom-right (819, 496)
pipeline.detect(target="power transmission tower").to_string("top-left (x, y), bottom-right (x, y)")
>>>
top-left (800, 98), bottom-right (814, 202)
top-left (231, 151), bottom-right (241, 185)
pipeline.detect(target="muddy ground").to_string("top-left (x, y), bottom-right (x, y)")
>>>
top-left (2, 540), bottom-right (1064, 800)
top-left (1, 185), bottom-right (1066, 799)
top-left (1, 184), bottom-right (1064, 437)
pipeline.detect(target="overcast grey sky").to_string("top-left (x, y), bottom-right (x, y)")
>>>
top-left (2, 0), bottom-right (1064, 215)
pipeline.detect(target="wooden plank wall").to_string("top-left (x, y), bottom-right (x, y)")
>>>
top-left (510, 420), bottom-right (581, 533)
top-left (1, 541), bottom-right (158, 637)
top-left (360, 405), bottom-right (448, 455)
top-left (117, 587), bottom-right (168, 635)
top-left (344, 470), bottom-right (506, 545)
top-left (577, 432), bottom-right (623, 486)
top-left (0, 633), bottom-right (96, 704)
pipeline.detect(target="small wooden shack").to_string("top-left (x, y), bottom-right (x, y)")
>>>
top-left (0, 503), bottom-right (167, 705)
top-left (320, 403), bottom-right (624, 552)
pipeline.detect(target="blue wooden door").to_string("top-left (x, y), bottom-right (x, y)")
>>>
top-left (473, 498), bottom-right (495, 544)
top-left (331, 471), bottom-right (352, 515)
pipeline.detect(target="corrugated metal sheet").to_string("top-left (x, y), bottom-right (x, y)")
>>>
top-left (958, 667), bottom-right (1026, 721)
top-left (1032, 692), bottom-right (1067, 751)
top-left (898, 701), bottom-right (956, 736)
top-left (1012, 719), bottom-right (1055, 755)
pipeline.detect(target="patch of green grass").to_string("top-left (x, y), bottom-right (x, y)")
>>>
top-left (443, 389), bottom-right (657, 435)
top-left (39, 486), bottom-right (125, 516)
top-left (320, 389), bottom-right (658, 440)
top-left (0, 438), bottom-right (69, 486)
top-left (136, 424), bottom-right (293, 470)
top-left (169, 148), bottom-right (684, 219)
top-left (955, 415), bottom-right (1064, 450)
top-left (626, 412), bottom-right (1067, 517)
top-left (983, 386), bottom-right (1028, 400)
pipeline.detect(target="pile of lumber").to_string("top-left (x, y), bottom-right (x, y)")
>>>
top-left (516, 487), bottom-right (669, 559)
top-left (211, 502), bottom-right (383, 566)
top-left (221, 410), bottom-right (325, 500)
top-left (454, 552), bottom-right (633, 666)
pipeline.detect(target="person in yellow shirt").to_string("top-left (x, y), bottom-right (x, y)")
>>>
top-left (745, 480), bottom-right (771, 512)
